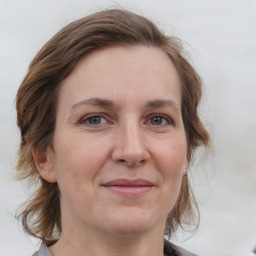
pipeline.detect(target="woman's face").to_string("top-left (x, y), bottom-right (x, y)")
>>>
top-left (42, 45), bottom-right (188, 237)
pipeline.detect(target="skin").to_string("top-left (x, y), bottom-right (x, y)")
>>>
top-left (35, 45), bottom-right (189, 256)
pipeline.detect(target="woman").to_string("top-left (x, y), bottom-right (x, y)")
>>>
top-left (16, 9), bottom-right (210, 256)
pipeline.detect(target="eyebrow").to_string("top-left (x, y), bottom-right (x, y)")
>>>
top-left (145, 99), bottom-right (179, 113)
top-left (70, 98), bottom-right (179, 113)
top-left (71, 98), bottom-right (115, 111)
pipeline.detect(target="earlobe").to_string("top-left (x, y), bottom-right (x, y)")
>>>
top-left (185, 160), bottom-right (190, 171)
top-left (184, 159), bottom-right (190, 175)
top-left (32, 146), bottom-right (57, 183)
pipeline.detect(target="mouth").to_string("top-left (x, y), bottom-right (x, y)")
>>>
top-left (102, 179), bottom-right (155, 197)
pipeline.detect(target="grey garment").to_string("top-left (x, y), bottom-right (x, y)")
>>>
top-left (171, 244), bottom-right (198, 256)
top-left (32, 244), bottom-right (52, 256)
top-left (32, 242), bottom-right (198, 256)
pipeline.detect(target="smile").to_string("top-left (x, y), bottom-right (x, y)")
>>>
top-left (102, 179), bottom-right (155, 197)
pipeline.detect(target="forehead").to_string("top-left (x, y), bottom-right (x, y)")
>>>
top-left (58, 45), bottom-right (182, 109)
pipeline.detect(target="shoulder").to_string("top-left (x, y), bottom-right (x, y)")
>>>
top-left (32, 244), bottom-right (52, 256)
top-left (33, 240), bottom-right (197, 256)
top-left (164, 239), bottom-right (198, 256)
top-left (171, 243), bottom-right (198, 256)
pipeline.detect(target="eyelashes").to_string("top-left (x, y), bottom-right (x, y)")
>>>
top-left (146, 114), bottom-right (173, 126)
top-left (79, 114), bottom-right (111, 126)
top-left (78, 113), bottom-right (175, 128)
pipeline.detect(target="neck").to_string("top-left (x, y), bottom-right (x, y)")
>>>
top-left (50, 225), bottom-right (165, 256)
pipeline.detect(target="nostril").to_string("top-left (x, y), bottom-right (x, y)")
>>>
top-left (117, 159), bottom-right (146, 167)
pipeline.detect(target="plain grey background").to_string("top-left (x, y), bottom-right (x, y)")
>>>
top-left (0, 1), bottom-right (256, 256)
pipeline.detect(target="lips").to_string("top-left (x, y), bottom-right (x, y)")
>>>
top-left (102, 179), bottom-right (155, 197)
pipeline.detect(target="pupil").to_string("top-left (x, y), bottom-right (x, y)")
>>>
top-left (151, 117), bottom-right (162, 125)
top-left (89, 116), bottom-right (101, 124)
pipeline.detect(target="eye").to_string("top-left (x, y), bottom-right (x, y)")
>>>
top-left (88, 116), bottom-right (103, 125)
top-left (80, 114), bottom-right (109, 126)
top-left (150, 116), bottom-right (164, 125)
top-left (146, 114), bottom-right (173, 126)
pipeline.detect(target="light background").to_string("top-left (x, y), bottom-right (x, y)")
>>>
top-left (0, 1), bottom-right (256, 256)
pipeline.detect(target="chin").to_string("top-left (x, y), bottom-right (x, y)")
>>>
top-left (104, 208), bottom-right (165, 236)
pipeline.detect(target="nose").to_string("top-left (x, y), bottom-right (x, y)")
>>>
top-left (111, 120), bottom-right (150, 168)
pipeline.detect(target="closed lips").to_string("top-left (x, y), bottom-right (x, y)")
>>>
top-left (101, 179), bottom-right (156, 197)
top-left (102, 179), bottom-right (155, 187)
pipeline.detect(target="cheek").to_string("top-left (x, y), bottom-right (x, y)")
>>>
top-left (54, 131), bottom-right (107, 170)
top-left (52, 135), bottom-right (113, 204)
top-left (155, 139), bottom-right (187, 172)
top-left (155, 146), bottom-right (186, 213)
top-left (55, 146), bottom-right (105, 181)
top-left (153, 139), bottom-right (187, 192)
top-left (53, 145), bottom-right (105, 209)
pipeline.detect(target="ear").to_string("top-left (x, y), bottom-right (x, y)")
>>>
top-left (185, 158), bottom-right (190, 171)
top-left (32, 146), bottom-right (57, 183)
top-left (183, 158), bottom-right (190, 175)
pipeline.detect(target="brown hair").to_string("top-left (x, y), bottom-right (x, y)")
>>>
top-left (16, 9), bottom-right (210, 244)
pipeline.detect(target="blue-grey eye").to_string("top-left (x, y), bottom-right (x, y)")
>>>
top-left (88, 116), bottom-right (102, 125)
top-left (150, 116), bottom-right (163, 125)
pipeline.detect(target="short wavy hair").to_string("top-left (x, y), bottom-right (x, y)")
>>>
top-left (16, 8), bottom-right (210, 244)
